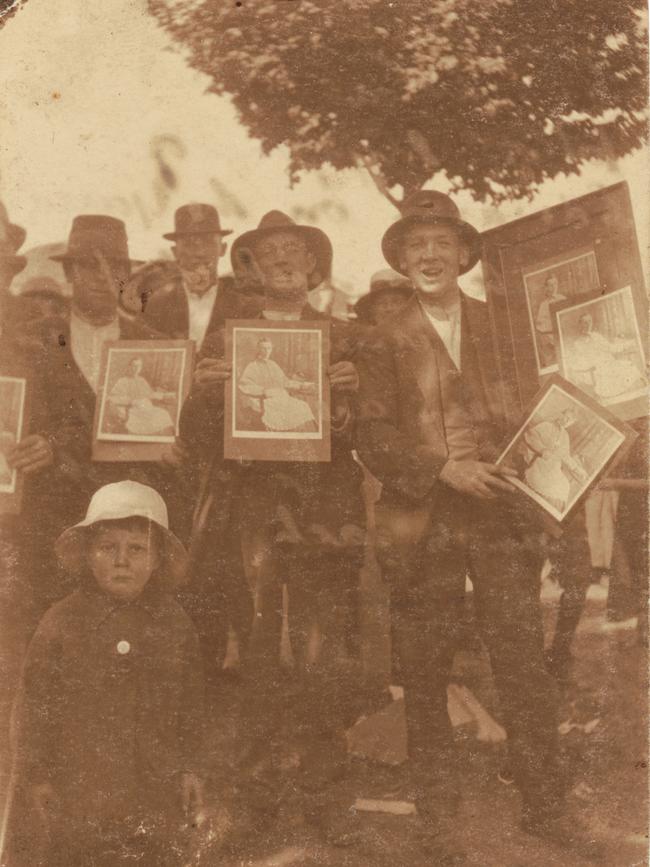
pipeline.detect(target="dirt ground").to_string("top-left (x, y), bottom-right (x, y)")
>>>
top-left (214, 587), bottom-right (648, 867)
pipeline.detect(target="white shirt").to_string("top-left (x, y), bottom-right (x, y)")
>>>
top-left (261, 309), bottom-right (301, 321)
top-left (70, 311), bottom-right (119, 393)
top-left (183, 283), bottom-right (218, 350)
top-left (422, 300), bottom-right (462, 369)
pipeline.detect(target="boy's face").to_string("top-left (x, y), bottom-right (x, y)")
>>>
top-left (88, 524), bottom-right (159, 602)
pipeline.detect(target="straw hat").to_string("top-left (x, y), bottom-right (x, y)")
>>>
top-left (55, 480), bottom-right (188, 586)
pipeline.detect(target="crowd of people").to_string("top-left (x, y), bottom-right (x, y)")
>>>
top-left (0, 190), bottom-right (646, 866)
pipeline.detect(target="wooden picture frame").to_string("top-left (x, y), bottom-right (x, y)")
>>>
top-left (481, 181), bottom-right (647, 424)
top-left (0, 375), bottom-right (28, 515)
top-left (224, 319), bottom-right (331, 463)
top-left (92, 339), bottom-right (194, 462)
top-left (496, 374), bottom-right (635, 526)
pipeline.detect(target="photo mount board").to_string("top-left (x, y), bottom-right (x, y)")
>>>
top-left (92, 339), bottom-right (195, 462)
top-left (224, 318), bottom-right (331, 463)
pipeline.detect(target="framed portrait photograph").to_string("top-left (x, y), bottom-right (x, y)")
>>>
top-left (497, 376), bottom-right (634, 524)
top-left (0, 376), bottom-right (28, 514)
top-left (555, 285), bottom-right (648, 422)
top-left (93, 340), bottom-right (194, 462)
top-left (481, 181), bottom-right (647, 423)
top-left (224, 319), bottom-right (331, 462)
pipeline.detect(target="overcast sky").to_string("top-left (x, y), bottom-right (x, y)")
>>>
top-left (0, 0), bottom-right (647, 298)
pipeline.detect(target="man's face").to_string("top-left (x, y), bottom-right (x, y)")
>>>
top-left (579, 314), bottom-right (592, 334)
top-left (68, 257), bottom-right (127, 320)
top-left (253, 230), bottom-right (315, 299)
top-left (399, 223), bottom-right (468, 298)
top-left (87, 523), bottom-right (159, 602)
top-left (129, 358), bottom-right (143, 376)
top-left (545, 275), bottom-right (559, 298)
top-left (371, 289), bottom-right (409, 325)
top-left (172, 233), bottom-right (225, 271)
top-left (257, 340), bottom-right (273, 360)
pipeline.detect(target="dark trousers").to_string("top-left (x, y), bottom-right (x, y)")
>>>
top-left (381, 493), bottom-right (561, 816)
top-left (547, 508), bottom-right (593, 664)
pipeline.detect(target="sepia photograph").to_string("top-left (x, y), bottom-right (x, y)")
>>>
top-left (498, 379), bottom-right (629, 522)
top-left (0, 375), bottom-right (26, 495)
top-left (225, 320), bottom-right (330, 462)
top-left (523, 250), bottom-right (600, 374)
top-left (97, 345), bottom-right (187, 442)
top-left (557, 285), bottom-right (648, 419)
top-left (0, 2), bottom-right (648, 866)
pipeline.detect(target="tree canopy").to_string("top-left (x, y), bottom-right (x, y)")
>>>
top-left (147, 0), bottom-right (648, 204)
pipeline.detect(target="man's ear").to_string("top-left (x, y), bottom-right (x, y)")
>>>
top-left (459, 244), bottom-right (470, 269)
top-left (170, 244), bottom-right (179, 261)
top-left (218, 239), bottom-right (228, 259)
top-left (306, 250), bottom-right (317, 276)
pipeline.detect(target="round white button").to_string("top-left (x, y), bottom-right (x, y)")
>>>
top-left (116, 640), bottom-right (131, 655)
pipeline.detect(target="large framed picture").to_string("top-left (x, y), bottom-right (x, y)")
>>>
top-left (92, 340), bottom-right (194, 462)
top-left (497, 375), bottom-right (634, 524)
top-left (481, 181), bottom-right (647, 423)
top-left (555, 285), bottom-right (648, 422)
top-left (224, 319), bottom-right (331, 462)
top-left (0, 375), bottom-right (28, 515)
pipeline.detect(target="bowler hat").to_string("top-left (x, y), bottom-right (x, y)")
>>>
top-left (231, 210), bottom-right (332, 291)
top-left (55, 480), bottom-right (188, 587)
top-left (0, 203), bottom-right (27, 276)
top-left (50, 215), bottom-right (141, 266)
top-left (163, 203), bottom-right (232, 240)
top-left (354, 268), bottom-right (413, 322)
top-left (382, 191), bottom-right (481, 276)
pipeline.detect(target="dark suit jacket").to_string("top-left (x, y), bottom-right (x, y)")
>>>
top-left (141, 273), bottom-right (240, 342)
top-left (356, 292), bottom-right (509, 506)
top-left (180, 304), bottom-right (365, 560)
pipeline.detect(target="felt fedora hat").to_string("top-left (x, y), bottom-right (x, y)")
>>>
top-left (231, 210), bottom-right (332, 291)
top-left (0, 203), bottom-right (27, 276)
top-left (354, 268), bottom-right (413, 321)
top-left (55, 480), bottom-right (189, 587)
top-left (163, 203), bottom-right (232, 240)
top-left (382, 190), bottom-right (482, 276)
top-left (50, 215), bottom-right (142, 265)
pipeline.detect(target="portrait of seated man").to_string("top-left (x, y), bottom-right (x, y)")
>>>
top-left (237, 337), bottom-right (317, 432)
top-left (567, 312), bottom-right (646, 404)
top-left (106, 355), bottom-right (177, 437)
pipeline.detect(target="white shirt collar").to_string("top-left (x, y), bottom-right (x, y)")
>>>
top-left (69, 311), bottom-right (120, 392)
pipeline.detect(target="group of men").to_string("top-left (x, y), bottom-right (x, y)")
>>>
top-left (0, 192), bottom-right (614, 862)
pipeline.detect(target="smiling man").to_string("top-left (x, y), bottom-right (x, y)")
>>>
top-left (357, 191), bottom-right (601, 863)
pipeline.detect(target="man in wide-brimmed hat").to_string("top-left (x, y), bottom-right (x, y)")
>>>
top-left (353, 268), bottom-right (412, 326)
top-left (356, 191), bottom-right (601, 861)
top-left (179, 210), bottom-right (366, 844)
top-left (12, 214), bottom-right (175, 621)
top-left (139, 203), bottom-right (239, 351)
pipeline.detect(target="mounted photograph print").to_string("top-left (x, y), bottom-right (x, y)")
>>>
top-left (0, 376), bottom-right (28, 514)
top-left (224, 319), bottom-right (331, 462)
top-left (93, 340), bottom-right (194, 462)
top-left (523, 249), bottom-right (600, 374)
top-left (481, 181), bottom-right (647, 423)
top-left (556, 285), bottom-right (648, 421)
top-left (497, 376), bottom-right (632, 523)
